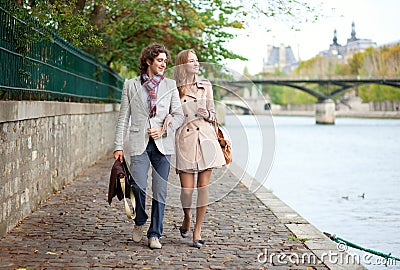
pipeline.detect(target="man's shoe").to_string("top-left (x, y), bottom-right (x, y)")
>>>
top-left (132, 225), bottom-right (144, 242)
top-left (148, 237), bottom-right (162, 249)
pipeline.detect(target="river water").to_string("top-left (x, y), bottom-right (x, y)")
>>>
top-left (224, 114), bottom-right (400, 269)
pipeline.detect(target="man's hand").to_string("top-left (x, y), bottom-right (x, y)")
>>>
top-left (114, 150), bottom-right (123, 161)
top-left (148, 127), bottom-right (164, 140)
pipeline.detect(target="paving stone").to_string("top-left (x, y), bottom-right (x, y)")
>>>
top-left (0, 154), bottom-right (331, 269)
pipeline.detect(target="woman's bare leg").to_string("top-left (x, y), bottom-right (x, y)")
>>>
top-left (179, 172), bottom-right (195, 231)
top-left (193, 170), bottom-right (211, 241)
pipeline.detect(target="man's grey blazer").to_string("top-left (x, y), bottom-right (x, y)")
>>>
top-left (114, 76), bottom-right (184, 156)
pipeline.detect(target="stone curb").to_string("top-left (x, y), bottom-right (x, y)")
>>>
top-left (227, 161), bottom-right (367, 270)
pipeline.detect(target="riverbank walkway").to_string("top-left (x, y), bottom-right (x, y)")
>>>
top-left (0, 154), bottom-right (364, 269)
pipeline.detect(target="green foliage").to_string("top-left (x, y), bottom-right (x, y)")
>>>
top-left (5, 0), bottom-right (103, 48)
top-left (359, 84), bottom-right (400, 102)
top-left (294, 55), bottom-right (352, 77)
top-left (260, 64), bottom-right (317, 105)
top-left (267, 85), bottom-right (317, 105)
top-left (4, 0), bottom-right (317, 78)
top-left (90, 0), bottom-right (248, 73)
top-left (288, 237), bottom-right (310, 242)
top-left (348, 52), bottom-right (364, 75)
top-left (4, 0), bottom-right (247, 74)
top-left (347, 45), bottom-right (400, 102)
top-left (266, 85), bottom-right (284, 104)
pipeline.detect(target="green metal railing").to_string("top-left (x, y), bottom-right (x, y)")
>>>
top-left (0, 4), bottom-right (123, 103)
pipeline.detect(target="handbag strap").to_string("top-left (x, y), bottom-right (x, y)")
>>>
top-left (119, 175), bottom-right (136, 220)
top-left (213, 117), bottom-right (220, 135)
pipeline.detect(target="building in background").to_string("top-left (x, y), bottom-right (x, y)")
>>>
top-left (319, 22), bottom-right (377, 61)
top-left (262, 44), bottom-right (298, 73)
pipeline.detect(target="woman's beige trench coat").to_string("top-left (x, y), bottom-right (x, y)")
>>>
top-left (175, 78), bottom-right (226, 173)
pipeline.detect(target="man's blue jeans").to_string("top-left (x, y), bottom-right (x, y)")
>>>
top-left (130, 138), bottom-right (170, 239)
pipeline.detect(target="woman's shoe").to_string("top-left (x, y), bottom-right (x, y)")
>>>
top-left (193, 239), bottom-right (205, 248)
top-left (179, 226), bottom-right (190, 238)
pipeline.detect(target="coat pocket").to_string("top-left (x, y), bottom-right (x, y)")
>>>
top-left (130, 126), bottom-right (140, 132)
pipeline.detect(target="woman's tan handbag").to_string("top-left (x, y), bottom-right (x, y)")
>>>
top-left (214, 120), bottom-right (232, 164)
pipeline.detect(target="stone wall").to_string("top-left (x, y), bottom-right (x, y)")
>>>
top-left (369, 100), bottom-right (400, 111)
top-left (271, 103), bottom-right (316, 112)
top-left (0, 101), bottom-right (119, 237)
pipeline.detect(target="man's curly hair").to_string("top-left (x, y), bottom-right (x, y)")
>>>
top-left (139, 43), bottom-right (171, 72)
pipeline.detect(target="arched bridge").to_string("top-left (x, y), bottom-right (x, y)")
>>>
top-left (216, 77), bottom-right (400, 101)
top-left (212, 76), bottom-right (400, 124)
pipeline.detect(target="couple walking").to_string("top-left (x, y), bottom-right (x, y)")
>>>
top-left (113, 43), bottom-right (226, 249)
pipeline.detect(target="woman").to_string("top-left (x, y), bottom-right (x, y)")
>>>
top-left (174, 49), bottom-right (226, 248)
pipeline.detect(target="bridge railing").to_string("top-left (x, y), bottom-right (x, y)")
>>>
top-left (0, 4), bottom-right (123, 103)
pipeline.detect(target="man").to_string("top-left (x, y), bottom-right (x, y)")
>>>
top-left (113, 43), bottom-right (184, 249)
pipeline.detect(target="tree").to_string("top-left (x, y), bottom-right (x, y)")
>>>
top-left (90, 0), bottom-right (247, 73)
top-left (381, 45), bottom-right (400, 77)
top-left (7, 0), bottom-right (103, 48)
top-left (4, 0), bottom-right (316, 75)
top-left (348, 51), bottom-right (364, 75)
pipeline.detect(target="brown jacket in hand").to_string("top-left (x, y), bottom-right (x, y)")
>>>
top-left (107, 159), bottom-right (132, 205)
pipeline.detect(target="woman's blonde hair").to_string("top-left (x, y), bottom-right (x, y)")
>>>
top-left (174, 49), bottom-right (196, 98)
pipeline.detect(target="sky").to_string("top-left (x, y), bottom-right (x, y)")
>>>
top-left (224, 0), bottom-right (400, 75)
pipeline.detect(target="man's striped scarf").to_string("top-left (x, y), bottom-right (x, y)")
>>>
top-left (140, 71), bottom-right (164, 118)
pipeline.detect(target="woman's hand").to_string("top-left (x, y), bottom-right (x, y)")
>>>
top-left (148, 127), bottom-right (164, 140)
top-left (114, 150), bottom-right (123, 161)
top-left (162, 114), bottom-right (173, 133)
top-left (197, 108), bottom-right (210, 119)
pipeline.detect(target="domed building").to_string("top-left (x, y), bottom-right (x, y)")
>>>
top-left (319, 22), bottom-right (377, 61)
